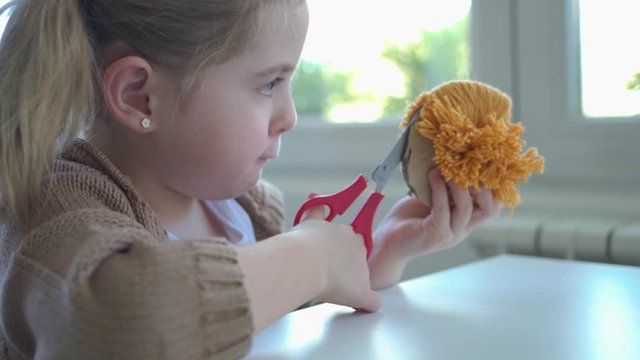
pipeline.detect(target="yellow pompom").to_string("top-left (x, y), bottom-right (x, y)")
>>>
top-left (401, 80), bottom-right (544, 210)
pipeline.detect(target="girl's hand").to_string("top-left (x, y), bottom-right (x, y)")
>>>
top-left (293, 195), bottom-right (381, 312)
top-left (368, 169), bottom-right (502, 289)
top-left (237, 193), bottom-right (380, 333)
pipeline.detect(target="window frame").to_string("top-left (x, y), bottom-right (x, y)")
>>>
top-left (267, 0), bottom-right (640, 216)
top-left (488, 0), bottom-right (640, 189)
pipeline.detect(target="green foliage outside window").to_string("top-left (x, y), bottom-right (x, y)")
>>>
top-left (291, 61), bottom-right (357, 116)
top-left (292, 20), bottom-right (469, 121)
top-left (381, 20), bottom-right (469, 116)
top-left (627, 72), bottom-right (640, 90)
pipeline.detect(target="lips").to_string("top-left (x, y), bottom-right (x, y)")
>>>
top-left (262, 140), bottom-right (280, 161)
top-left (261, 147), bottom-right (279, 160)
top-left (260, 154), bottom-right (277, 161)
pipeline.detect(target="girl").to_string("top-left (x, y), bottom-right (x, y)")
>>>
top-left (0, 0), bottom-right (501, 359)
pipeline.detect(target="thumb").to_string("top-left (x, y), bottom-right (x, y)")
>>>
top-left (355, 290), bottom-right (382, 313)
top-left (301, 192), bottom-right (328, 221)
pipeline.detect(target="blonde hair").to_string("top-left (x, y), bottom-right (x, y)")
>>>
top-left (0, 0), bottom-right (301, 226)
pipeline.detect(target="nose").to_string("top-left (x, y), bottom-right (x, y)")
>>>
top-left (269, 90), bottom-right (297, 136)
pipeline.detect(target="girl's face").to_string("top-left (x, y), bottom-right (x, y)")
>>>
top-left (151, 3), bottom-right (309, 200)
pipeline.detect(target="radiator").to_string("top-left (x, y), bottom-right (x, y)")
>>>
top-left (469, 217), bottom-right (640, 266)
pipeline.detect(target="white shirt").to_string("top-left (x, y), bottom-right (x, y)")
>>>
top-left (166, 199), bottom-right (256, 245)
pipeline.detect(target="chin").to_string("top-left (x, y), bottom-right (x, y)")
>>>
top-left (193, 178), bottom-right (258, 201)
top-left (247, 171), bottom-right (263, 190)
top-left (231, 173), bottom-right (262, 198)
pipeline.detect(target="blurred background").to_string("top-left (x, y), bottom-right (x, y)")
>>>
top-left (1, 0), bottom-right (638, 275)
top-left (262, 0), bottom-right (640, 276)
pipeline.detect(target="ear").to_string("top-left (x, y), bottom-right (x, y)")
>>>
top-left (103, 56), bottom-right (156, 133)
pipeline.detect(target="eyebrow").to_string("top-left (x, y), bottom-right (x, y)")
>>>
top-left (255, 63), bottom-right (296, 78)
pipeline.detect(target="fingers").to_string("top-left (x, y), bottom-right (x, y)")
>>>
top-left (429, 169), bottom-right (498, 236)
top-left (312, 221), bottom-right (380, 312)
top-left (468, 188), bottom-right (503, 229)
top-left (300, 192), bottom-right (328, 221)
top-left (428, 169), bottom-right (450, 228)
top-left (448, 181), bottom-right (473, 234)
top-left (354, 290), bottom-right (382, 313)
top-left (474, 188), bottom-right (499, 215)
top-left (392, 168), bottom-right (502, 257)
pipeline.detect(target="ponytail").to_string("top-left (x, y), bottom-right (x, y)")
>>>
top-left (0, 0), bottom-right (96, 225)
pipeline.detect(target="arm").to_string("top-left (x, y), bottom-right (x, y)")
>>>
top-left (368, 169), bottom-right (502, 289)
top-left (238, 215), bottom-right (382, 333)
top-left (237, 231), bottom-right (323, 332)
top-left (2, 210), bottom-right (380, 359)
top-left (2, 210), bottom-right (254, 359)
top-left (237, 183), bottom-right (380, 331)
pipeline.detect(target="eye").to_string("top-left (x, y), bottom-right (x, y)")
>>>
top-left (259, 77), bottom-right (284, 96)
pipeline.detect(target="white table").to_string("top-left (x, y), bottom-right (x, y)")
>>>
top-left (246, 255), bottom-right (640, 359)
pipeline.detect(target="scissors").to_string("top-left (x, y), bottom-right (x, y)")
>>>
top-left (293, 110), bottom-right (420, 259)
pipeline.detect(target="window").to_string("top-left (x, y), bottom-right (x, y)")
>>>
top-left (578, 0), bottom-right (640, 118)
top-left (272, 0), bottom-right (640, 221)
top-left (0, 1), bottom-right (8, 35)
top-left (472, 0), bottom-right (640, 195)
top-left (267, 1), bottom-right (476, 210)
top-left (295, 0), bottom-right (471, 124)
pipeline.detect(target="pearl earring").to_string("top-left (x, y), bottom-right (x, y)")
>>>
top-left (141, 118), bottom-right (152, 129)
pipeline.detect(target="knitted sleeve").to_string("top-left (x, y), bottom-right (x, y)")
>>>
top-left (1, 209), bottom-right (252, 360)
top-left (0, 139), bottom-right (295, 359)
top-left (0, 152), bottom-right (256, 359)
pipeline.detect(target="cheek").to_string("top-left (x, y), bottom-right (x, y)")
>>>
top-left (220, 131), bottom-right (267, 170)
top-left (198, 119), bottom-right (267, 167)
top-left (175, 93), bottom-right (271, 165)
top-left (162, 124), bottom-right (269, 198)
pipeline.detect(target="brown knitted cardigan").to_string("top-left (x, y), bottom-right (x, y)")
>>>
top-left (0, 139), bottom-right (285, 359)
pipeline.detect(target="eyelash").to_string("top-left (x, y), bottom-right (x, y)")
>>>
top-left (259, 77), bottom-right (284, 96)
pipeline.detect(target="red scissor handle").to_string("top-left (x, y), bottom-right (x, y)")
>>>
top-left (293, 174), bottom-right (383, 259)
top-left (293, 174), bottom-right (368, 225)
top-left (351, 191), bottom-right (384, 258)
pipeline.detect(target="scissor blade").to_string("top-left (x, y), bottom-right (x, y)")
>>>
top-left (370, 109), bottom-right (420, 191)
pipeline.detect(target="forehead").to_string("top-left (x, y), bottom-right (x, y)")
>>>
top-left (195, 1), bottom-right (308, 85)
